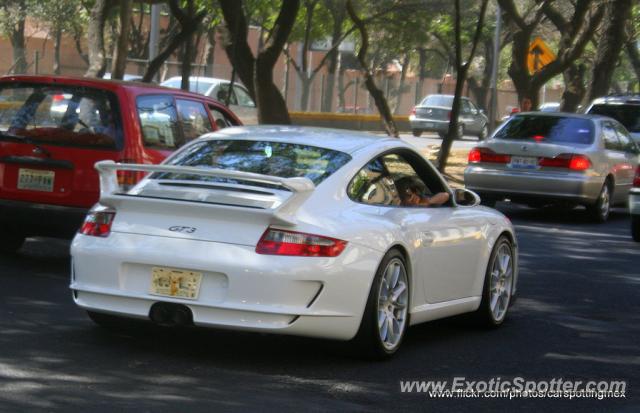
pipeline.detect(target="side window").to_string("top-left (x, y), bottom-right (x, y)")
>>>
top-left (602, 123), bottom-right (622, 151)
top-left (461, 99), bottom-right (472, 114)
top-left (208, 105), bottom-right (238, 129)
top-left (613, 123), bottom-right (638, 153)
top-left (347, 158), bottom-right (400, 206)
top-left (233, 85), bottom-right (255, 107)
top-left (215, 84), bottom-right (238, 106)
top-left (137, 95), bottom-right (182, 149)
top-left (176, 99), bottom-right (213, 142)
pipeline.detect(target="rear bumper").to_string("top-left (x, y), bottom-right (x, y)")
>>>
top-left (464, 166), bottom-right (604, 204)
top-left (0, 199), bottom-right (88, 238)
top-left (630, 188), bottom-right (640, 216)
top-left (70, 232), bottom-right (381, 341)
top-left (409, 117), bottom-right (449, 133)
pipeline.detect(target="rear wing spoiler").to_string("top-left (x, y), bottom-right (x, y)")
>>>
top-left (94, 160), bottom-right (315, 226)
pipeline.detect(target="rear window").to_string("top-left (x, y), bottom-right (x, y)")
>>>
top-left (156, 140), bottom-right (352, 187)
top-left (420, 95), bottom-right (453, 107)
top-left (588, 104), bottom-right (640, 133)
top-left (494, 115), bottom-right (595, 145)
top-left (0, 83), bottom-right (122, 149)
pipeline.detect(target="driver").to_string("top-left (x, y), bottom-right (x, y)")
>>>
top-left (396, 176), bottom-right (450, 207)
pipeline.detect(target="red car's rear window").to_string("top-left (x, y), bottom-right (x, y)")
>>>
top-left (0, 83), bottom-right (123, 150)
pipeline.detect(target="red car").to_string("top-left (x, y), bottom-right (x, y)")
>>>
top-left (0, 75), bottom-right (241, 253)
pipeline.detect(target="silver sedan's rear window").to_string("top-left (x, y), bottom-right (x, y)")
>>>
top-left (495, 115), bottom-right (594, 145)
top-left (158, 139), bottom-right (351, 186)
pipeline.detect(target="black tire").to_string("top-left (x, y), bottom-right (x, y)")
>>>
top-left (353, 249), bottom-right (409, 359)
top-left (587, 181), bottom-right (612, 223)
top-left (472, 236), bottom-right (515, 327)
top-left (412, 129), bottom-right (422, 137)
top-left (632, 216), bottom-right (640, 242)
top-left (0, 231), bottom-right (25, 255)
top-left (478, 124), bottom-right (489, 140)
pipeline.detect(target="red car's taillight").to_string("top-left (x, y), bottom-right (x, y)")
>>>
top-left (468, 147), bottom-right (511, 164)
top-left (539, 154), bottom-right (591, 171)
top-left (256, 227), bottom-right (347, 257)
top-left (116, 159), bottom-right (146, 190)
top-left (633, 165), bottom-right (640, 187)
top-left (79, 209), bottom-right (116, 237)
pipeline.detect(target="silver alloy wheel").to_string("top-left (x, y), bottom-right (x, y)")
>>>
top-left (599, 184), bottom-right (610, 218)
top-left (489, 243), bottom-right (513, 322)
top-left (457, 124), bottom-right (464, 138)
top-left (377, 258), bottom-right (409, 350)
top-left (480, 125), bottom-right (488, 140)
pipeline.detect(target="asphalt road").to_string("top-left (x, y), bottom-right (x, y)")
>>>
top-left (1, 204), bottom-right (639, 412)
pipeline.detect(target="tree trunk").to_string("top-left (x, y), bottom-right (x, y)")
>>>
top-left (142, 1), bottom-right (206, 83)
top-left (587, 0), bottom-right (632, 101)
top-left (393, 51), bottom-right (410, 115)
top-left (219, 0), bottom-right (299, 124)
top-left (561, 63), bottom-right (585, 112)
top-left (346, 0), bottom-right (398, 137)
top-left (437, 0), bottom-right (488, 172)
top-left (627, 40), bottom-right (640, 88)
top-left (416, 48), bottom-right (427, 104)
top-left (111, 0), bottom-right (133, 80)
top-left (321, 0), bottom-right (346, 112)
top-left (204, 27), bottom-right (217, 77)
top-left (53, 29), bottom-right (62, 75)
top-left (299, 74), bottom-right (312, 112)
top-left (8, 1), bottom-right (27, 75)
top-left (255, 55), bottom-right (292, 124)
top-left (85, 0), bottom-right (113, 77)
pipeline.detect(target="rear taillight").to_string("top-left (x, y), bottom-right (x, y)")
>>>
top-left (468, 147), bottom-right (511, 164)
top-left (410, 106), bottom-right (416, 116)
top-left (79, 208), bottom-right (115, 237)
top-left (633, 165), bottom-right (640, 187)
top-left (539, 154), bottom-right (591, 171)
top-left (256, 227), bottom-right (347, 257)
top-left (116, 159), bottom-right (145, 190)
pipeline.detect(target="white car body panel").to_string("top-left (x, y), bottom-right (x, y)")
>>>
top-left (71, 126), bottom-right (517, 341)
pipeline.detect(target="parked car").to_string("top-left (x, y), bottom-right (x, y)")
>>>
top-left (103, 73), bottom-right (145, 82)
top-left (71, 126), bottom-right (518, 358)
top-left (409, 94), bottom-right (488, 140)
top-left (161, 76), bottom-right (257, 125)
top-left (585, 94), bottom-right (640, 144)
top-left (464, 113), bottom-right (640, 222)
top-left (539, 102), bottom-right (561, 112)
top-left (630, 165), bottom-right (640, 241)
top-left (0, 75), bottom-right (241, 253)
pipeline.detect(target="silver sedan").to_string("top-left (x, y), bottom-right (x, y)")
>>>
top-left (464, 113), bottom-right (640, 222)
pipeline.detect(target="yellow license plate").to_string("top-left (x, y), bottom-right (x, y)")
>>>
top-left (150, 267), bottom-right (202, 300)
top-left (17, 168), bottom-right (55, 192)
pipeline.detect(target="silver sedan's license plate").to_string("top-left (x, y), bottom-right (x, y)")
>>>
top-left (509, 156), bottom-right (539, 169)
top-left (150, 267), bottom-right (202, 300)
top-left (17, 168), bottom-right (55, 192)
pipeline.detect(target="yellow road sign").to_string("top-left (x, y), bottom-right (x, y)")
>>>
top-left (528, 37), bottom-right (556, 74)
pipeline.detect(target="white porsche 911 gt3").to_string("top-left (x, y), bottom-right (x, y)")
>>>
top-left (71, 126), bottom-right (518, 358)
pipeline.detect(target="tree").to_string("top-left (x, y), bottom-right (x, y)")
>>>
top-left (111, 0), bottom-right (134, 79)
top-left (141, 0), bottom-right (207, 82)
top-left (587, 0), bottom-right (632, 101)
top-left (498, 0), bottom-right (604, 109)
top-left (218, 0), bottom-right (300, 124)
top-left (346, 0), bottom-right (398, 137)
top-left (85, 0), bottom-right (114, 77)
top-left (436, 0), bottom-right (488, 172)
top-left (0, 0), bottom-right (28, 74)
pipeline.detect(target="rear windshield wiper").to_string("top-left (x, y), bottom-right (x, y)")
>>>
top-left (0, 131), bottom-right (34, 144)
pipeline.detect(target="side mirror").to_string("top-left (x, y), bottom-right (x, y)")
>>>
top-left (454, 188), bottom-right (481, 207)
